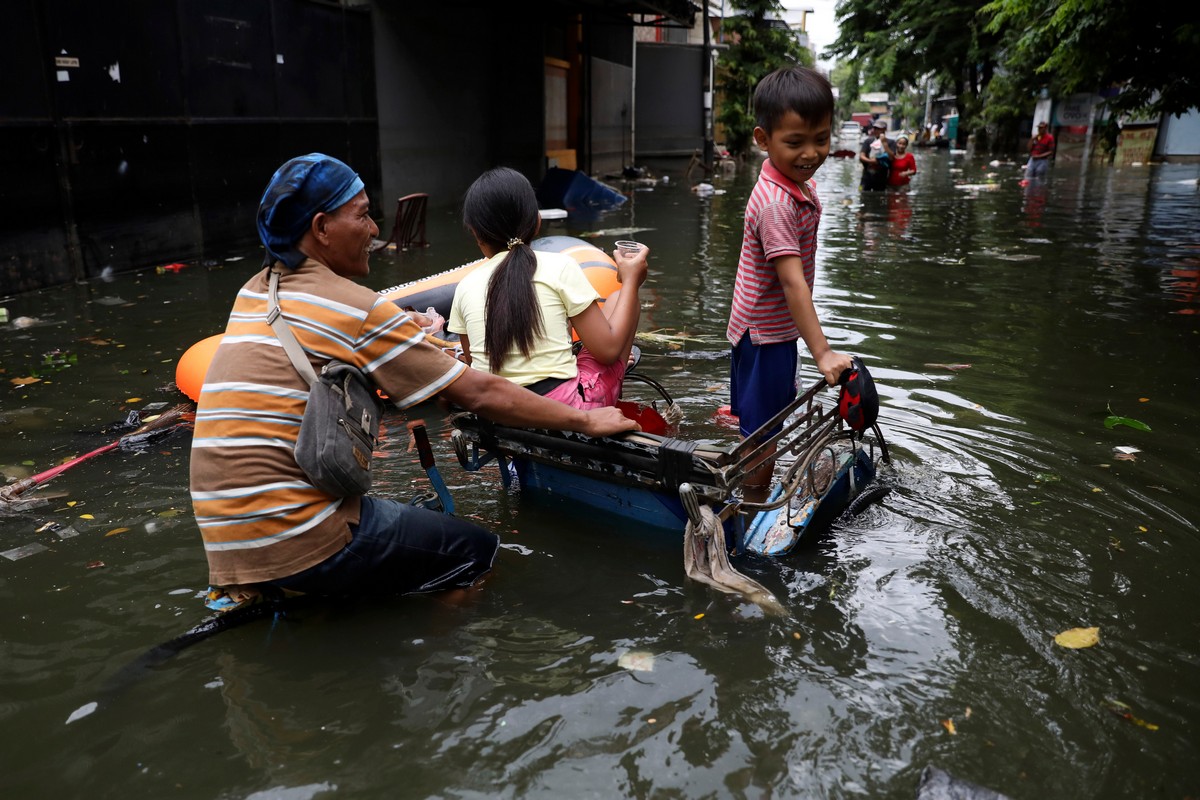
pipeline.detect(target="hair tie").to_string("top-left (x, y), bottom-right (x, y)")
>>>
top-left (506, 237), bottom-right (523, 248)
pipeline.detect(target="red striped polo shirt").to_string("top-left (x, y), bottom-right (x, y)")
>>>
top-left (726, 158), bottom-right (822, 346)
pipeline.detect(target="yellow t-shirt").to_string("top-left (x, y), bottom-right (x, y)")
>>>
top-left (448, 250), bottom-right (600, 386)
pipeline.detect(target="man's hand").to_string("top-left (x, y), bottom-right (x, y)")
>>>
top-left (578, 406), bottom-right (641, 438)
top-left (441, 367), bottom-right (640, 436)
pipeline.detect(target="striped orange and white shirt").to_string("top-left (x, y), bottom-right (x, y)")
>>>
top-left (190, 259), bottom-right (466, 586)
top-left (726, 158), bottom-right (822, 346)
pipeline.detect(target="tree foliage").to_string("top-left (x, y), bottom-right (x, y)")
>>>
top-left (829, 61), bottom-right (864, 123)
top-left (981, 0), bottom-right (1200, 119)
top-left (826, 0), bottom-right (1200, 151)
top-left (715, 0), bottom-right (812, 157)
top-left (826, 0), bottom-right (999, 143)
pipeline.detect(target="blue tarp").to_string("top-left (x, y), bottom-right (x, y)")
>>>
top-left (537, 168), bottom-right (627, 213)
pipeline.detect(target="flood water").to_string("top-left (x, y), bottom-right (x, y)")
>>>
top-left (2, 145), bottom-right (1199, 799)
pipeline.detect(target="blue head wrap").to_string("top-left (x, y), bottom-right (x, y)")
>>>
top-left (256, 153), bottom-right (365, 268)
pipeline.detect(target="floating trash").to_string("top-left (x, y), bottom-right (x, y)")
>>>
top-left (617, 650), bottom-right (656, 672)
top-left (66, 701), bottom-right (98, 724)
top-left (2, 542), bottom-right (49, 560)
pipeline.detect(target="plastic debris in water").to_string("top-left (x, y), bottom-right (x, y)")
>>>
top-left (66, 702), bottom-right (98, 724)
top-left (2, 542), bottom-right (48, 561)
top-left (617, 650), bottom-right (656, 672)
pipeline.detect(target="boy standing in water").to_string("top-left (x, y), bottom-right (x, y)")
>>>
top-left (726, 66), bottom-right (852, 503)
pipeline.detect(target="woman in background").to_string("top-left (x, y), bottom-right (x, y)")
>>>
top-left (887, 136), bottom-right (918, 188)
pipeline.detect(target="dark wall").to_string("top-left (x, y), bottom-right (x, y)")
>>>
top-left (0, 0), bottom-right (379, 296)
top-left (585, 11), bottom-right (636, 176)
top-left (635, 43), bottom-right (703, 157)
top-left (373, 1), bottom-right (548, 219)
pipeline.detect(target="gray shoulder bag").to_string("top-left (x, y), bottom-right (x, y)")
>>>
top-left (267, 267), bottom-right (383, 497)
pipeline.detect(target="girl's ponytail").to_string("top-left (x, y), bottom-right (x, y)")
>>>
top-left (462, 168), bottom-right (543, 373)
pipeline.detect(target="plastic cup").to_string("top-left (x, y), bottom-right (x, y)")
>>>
top-left (615, 240), bottom-right (644, 256)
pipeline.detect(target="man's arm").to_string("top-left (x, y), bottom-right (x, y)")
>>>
top-left (439, 367), bottom-right (638, 438)
top-left (859, 141), bottom-right (875, 167)
top-left (775, 255), bottom-right (852, 386)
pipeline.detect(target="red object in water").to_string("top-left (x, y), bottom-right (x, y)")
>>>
top-left (158, 263), bottom-right (187, 273)
top-left (616, 400), bottom-right (670, 435)
top-left (712, 404), bottom-right (739, 430)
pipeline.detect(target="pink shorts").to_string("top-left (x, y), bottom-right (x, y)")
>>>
top-left (542, 347), bottom-right (626, 410)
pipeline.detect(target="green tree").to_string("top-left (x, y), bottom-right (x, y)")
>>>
top-left (715, 0), bottom-right (812, 157)
top-left (826, 0), bottom-right (1200, 154)
top-left (981, 0), bottom-right (1200, 120)
top-left (825, 0), bottom-right (1000, 147)
top-left (829, 60), bottom-right (864, 124)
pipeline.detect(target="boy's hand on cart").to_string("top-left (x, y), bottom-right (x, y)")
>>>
top-left (815, 350), bottom-right (854, 387)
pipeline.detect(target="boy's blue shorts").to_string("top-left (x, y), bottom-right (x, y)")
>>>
top-left (730, 334), bottom-right (798, 438)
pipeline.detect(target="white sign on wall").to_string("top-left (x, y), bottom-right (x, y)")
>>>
top-left (1056, 94), bottom-right (1097, 128)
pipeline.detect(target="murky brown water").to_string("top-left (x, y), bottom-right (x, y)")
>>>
top-left (2, 148), bottom-right (1199, 799)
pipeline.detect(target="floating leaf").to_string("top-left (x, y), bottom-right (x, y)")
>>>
top-left (104, 527), bottom-right (130, 537)
top-left (942, 719), bottom-right (957, 735)
top-left (126, 397), bottom-right (142, 403)
top-left (10, 376), bottom-right (41, 386)
top-left (1103, 698), bottom-right (1159, 731)
top-left (1104, 404), bottom-right (1151, 432)
top-left (1054, 626), bottom-right (1100, 649)
top-left (86, 561), bottom-right (105, 569)
top-left (79, 513), bottom-right (94, 520)
top-left (1104, 415), bottom-right (1151, 432)
top-left (693, 613), bottom-right (705, 620)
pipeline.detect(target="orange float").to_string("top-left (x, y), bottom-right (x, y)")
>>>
top-left (175, 333), bottom-right (224, 402)
top-left (175, 237), bottom-right (621, 402)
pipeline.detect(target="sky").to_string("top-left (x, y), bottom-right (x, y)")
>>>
top-left (778, 0), bottom-right (841, 72)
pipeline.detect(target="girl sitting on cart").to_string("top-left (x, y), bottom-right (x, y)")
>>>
top-left (449, 167), bottom-right (649, 410)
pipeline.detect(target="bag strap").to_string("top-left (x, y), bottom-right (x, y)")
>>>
top-left (266, 265), bottom-right (319, 386)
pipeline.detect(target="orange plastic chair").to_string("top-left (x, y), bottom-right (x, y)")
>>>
top-left (383, 193), bottom-right (429, 250)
